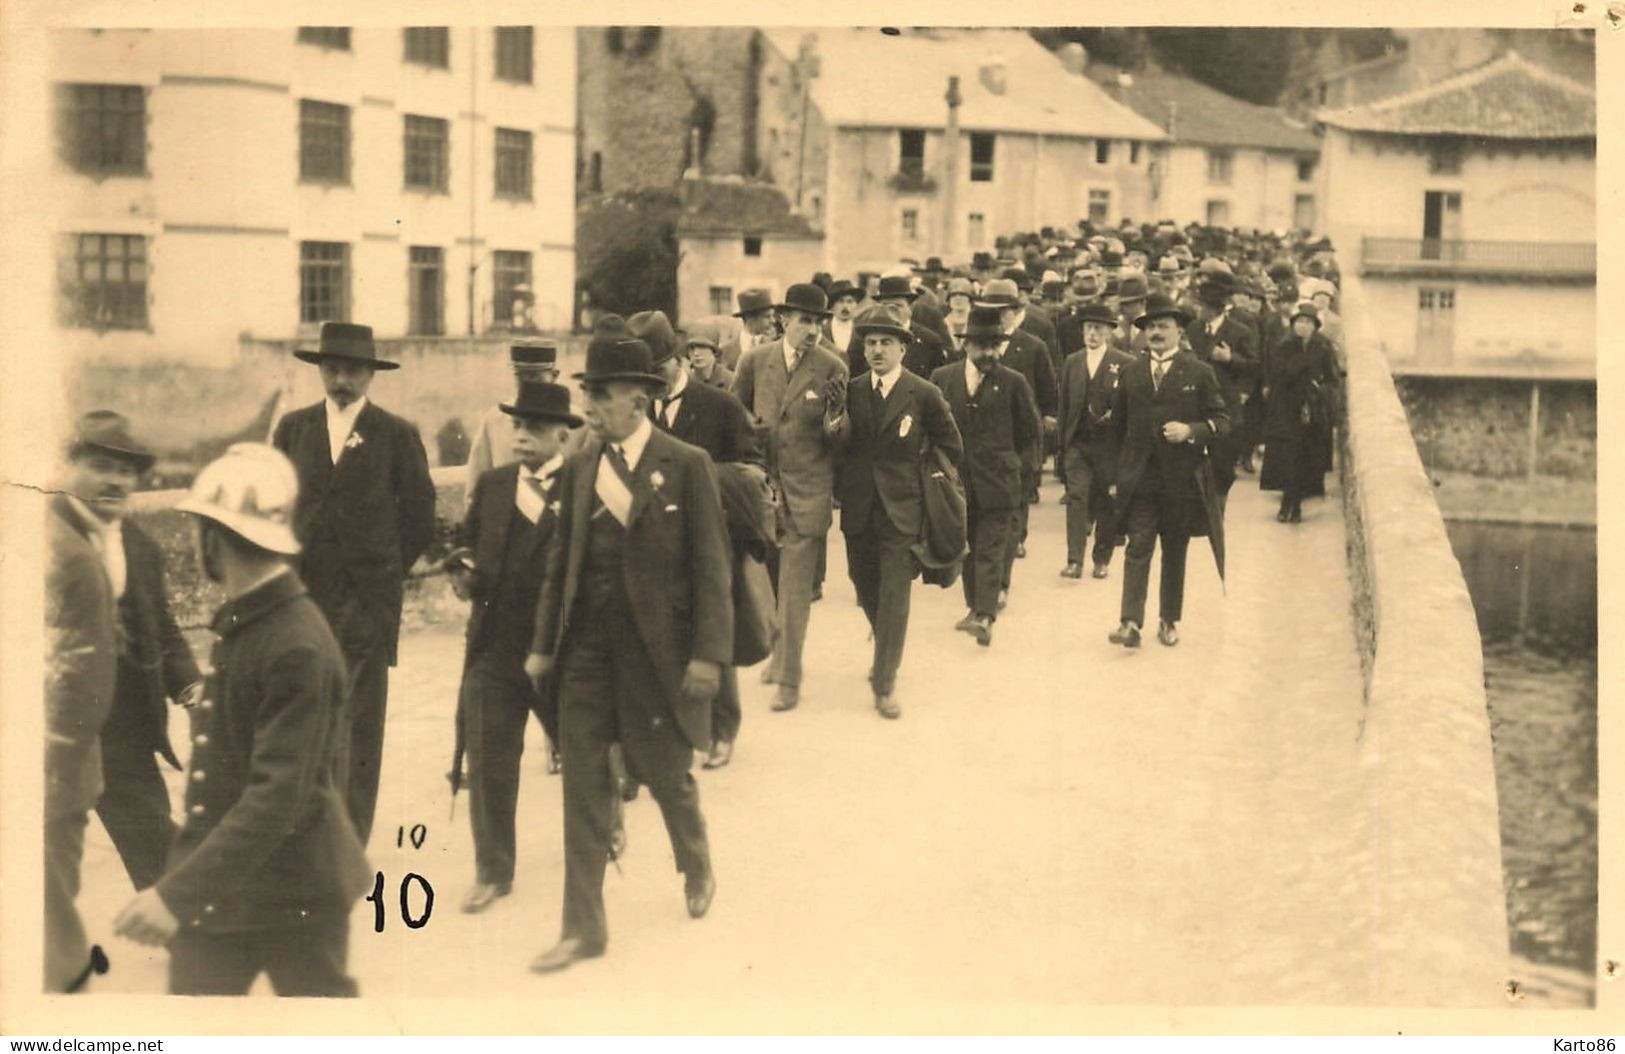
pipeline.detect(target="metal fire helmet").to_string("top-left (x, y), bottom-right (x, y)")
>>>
top-left (176, 442), bottom-right (302, 555)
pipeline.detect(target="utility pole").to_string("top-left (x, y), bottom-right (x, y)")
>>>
top-left (940, 75), bottom-right (961, 257)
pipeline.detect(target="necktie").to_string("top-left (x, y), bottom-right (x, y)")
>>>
top-left (1152, 357), bottom-right (1170, 392)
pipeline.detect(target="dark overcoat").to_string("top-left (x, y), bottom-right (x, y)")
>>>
top-left (930, 360), bottom-right (1037, 511)
top-left (1109, 351), bottom-right (1230, 538)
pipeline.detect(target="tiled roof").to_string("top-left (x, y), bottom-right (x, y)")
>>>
top-left (1104, 68), bottom-right (1321, 153)
top-left (761, 28), bottom-right (1167, 141)
top-left (1316, 51), bottom-right (1594, 139)
top-left (674, 177), bottom-right (821, 239)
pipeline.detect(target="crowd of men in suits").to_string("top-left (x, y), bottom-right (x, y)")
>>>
top-left (42, 215), bottom-right (1345, 994)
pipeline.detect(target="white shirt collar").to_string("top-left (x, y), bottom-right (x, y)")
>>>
top-left (964, 357), bottom-right (985, 392)
top-left (612, 414), bottom-right (654, 472)
top-left (524, 452), bottom-right (564, 483)
top-left (1085, 342), bottom-right (1109, 377)
top-left (325, 395), bottom-right (368, 461)
top-left (872, 362), bottom-right (905, 398)
top-left (326, 394), bottom-right (367, 426)
top-left (665, 369), bottom-right (689, 401)
top-left (782, 337), bottom-right (802, 372)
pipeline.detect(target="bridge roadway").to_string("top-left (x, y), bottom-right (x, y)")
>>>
top-left (79, 475), bottom-right (1384, 1022)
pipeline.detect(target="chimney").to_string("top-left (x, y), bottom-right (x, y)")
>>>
top-left (941, 75), bottom-right (961, 256)
top-left (1058, 42), bottom-right (1088, 76)
top-left (979, 54), bottom-right (1008, 95)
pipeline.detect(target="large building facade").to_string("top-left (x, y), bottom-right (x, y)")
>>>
top-left (52, 26), bottom-right (576, 369)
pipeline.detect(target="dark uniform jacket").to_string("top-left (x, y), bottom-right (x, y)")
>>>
top-left (156, 571), bottom-right (370, 932)
top-left (930, 360), bottom-right (1037, 511)
top-left (1057, 345), bottom-right (1139, 477)
top-left (111, 520), bottom-right (200, 770)
top-left (832, 368), bottom-right (964, 537)
top-left (273, 400), bottom-right (437, 665)
top-left (1109, 351), bottom-right (1231, 538)
top-left (530, 429), bottom-right (734, 753)
top-left (46, 495), bottom-right (117, 820)
top-left (1183, 314), bottom-right (1259, 418)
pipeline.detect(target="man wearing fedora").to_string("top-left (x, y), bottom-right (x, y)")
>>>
top-left (54, 413), bottom-right (205, 898)
top-left (930, 305), bottom-right (1036, 646)
top-left (731, 282), bottom-right (848, 713)
top-left (525, 327), bottom-right (731, 973)
top-left (848, 275), bottom-right (945, 380)
top-left (272, 322), bottom-right (437, 846)
top-left (1184, 273), bottom-right (1259, 503)
top-left (976, 278), bottom-right (1055, 585)
top-left (719, 288), bottom-right (779, 373)
top-left (633, 309), bottom-right (762, 768)
top-left (1112, 274), bottom-right (1151, 357)
top-left (1107, 294), bottom-right (1230, 650)
top-left (447, 379), bottom-right (581, 914)
top-left (829, 302), bottom-right (962, 717)
top-left (1057, 303), bottom-right (1138, 580)
top-left (465, 343), bottom-right (574, 503)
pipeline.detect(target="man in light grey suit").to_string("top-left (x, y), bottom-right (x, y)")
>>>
top-left (730, 283), bottom-right (848, 712)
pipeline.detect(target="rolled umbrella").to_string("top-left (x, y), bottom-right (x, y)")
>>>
top-left (1193, 459), bottom-right (1227, 594)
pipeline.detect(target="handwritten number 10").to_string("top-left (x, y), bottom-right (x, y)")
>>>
top-left (366, 871), bottom-right (435, 933)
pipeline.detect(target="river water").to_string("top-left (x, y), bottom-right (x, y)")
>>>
top-left (1445, 521), bottom-right (1597, 995)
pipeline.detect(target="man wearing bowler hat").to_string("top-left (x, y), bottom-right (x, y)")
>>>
top-left (829, 302), bottom-right (961, 717)
top-left (731, 283), bottom-right (847, 713)
top-left (1107, 294), bottom-right (1229, 650)
top-left (447, 379), bottom-right (581, 914)
top-left (272, 322), bottom-right (437, 845)
top-left (1057, 303), bottom-right (1137, 580)
top-left (465, 342), bottom-right (576, 502)
top-left (525, 326), bottom-right (730, 972)
top-left (1112, 274), bottom-right (1151, 356)
top-left (719, 288), bottom-right (779, 373)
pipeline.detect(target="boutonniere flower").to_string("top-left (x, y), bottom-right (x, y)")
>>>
top-left (344, 431), bottom-right (365, 450)
top-left (803, 389), bottom-right (820, 401)
top-left (650, 470), bottom-right (665, 489)
top-left (1108, 363), bottom-right (1121, 376)
top-left (548, 499), bottom-right (562, 515)
top-left (898, 412), bottom-right (913, 438)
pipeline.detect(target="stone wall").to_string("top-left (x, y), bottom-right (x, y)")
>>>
top-left (1396, 375), bottom-right (1597, 480)
top-left (1338, 272), bottom-right (1511, 1006)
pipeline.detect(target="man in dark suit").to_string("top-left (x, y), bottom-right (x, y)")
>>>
top-left (830, 303), bottom-right (963, 718)
top-left (1107, 295), bottom-right (1230, 650)
top-left (116, 444), bottom-right (370, 996)
top-left (847, 276), bottom-right (947, 380)
top-left (271, 322), bottom-right (437, 846)
top-left (1003, 267), bottom-right (1061, 376)
top-left (636, 310), bottom-right (762, 767)
top-left (1111, 274), bottom-right (1151, 357)
top-left (719, 288), bottom-right (779, 372)
top-left (1183, 275), bottom-right (1258, 502)
top-left (526, 330), bottom-right (732, 973)
top-left (54, 414), bottom-right (204, 895)
top-left (446, 381), bottom-right (581, 914)
top-left (1057, 302), bottom-right (1138, 580)
top-left (930, 306), bottom-right (1037, 646)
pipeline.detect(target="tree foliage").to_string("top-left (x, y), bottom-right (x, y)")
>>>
top-left (576, 188), bottom-right (680, 320)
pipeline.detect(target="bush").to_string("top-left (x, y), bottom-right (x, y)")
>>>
top-left (577, 188), bottom-right (680, 320)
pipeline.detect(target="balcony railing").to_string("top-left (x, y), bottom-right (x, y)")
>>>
top-left (1361, 238), bottom-right (1595, 279)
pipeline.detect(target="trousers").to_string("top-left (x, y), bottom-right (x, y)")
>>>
top-left (45, 812), bottom-right (90, 993)
top-left (1119, 487), bottom-right (1192, 627)
top-left (1062, 445), bottom-right (1117, 568)
top-left (169, 916), bottom-right (357, 996)
top-left (767, 525), bottom-right (821, 689)
top-left (459, 650), bottom-right (542, 886)
top-left (711, 665), bottom-right (741, 745)
top-left (336, 641), bottom-right (390, 848)
top-left (95, 728), bottom-right (176, 892)
top-left (843, 517), bottom-right (915, 697)
top-left (962, 498), bottom-right (1014, 621)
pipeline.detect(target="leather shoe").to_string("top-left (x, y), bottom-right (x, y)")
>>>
top-left (1277, 503), bottom-right (1291, 523)
top-left (875, 693), bottom-right (901, 719)
top-left (460, 882), bottom-right (512, 914)
top-left (771, 685), bottom-right (799, 712)
top-left (1015, 543), bottom-right (1027, 559)
top-left (971, 616), bottom-right (992, 647)
top-left (810, 586), bottom-right (823, 602)
top-left (1288, 504), bottom-right (1303, 524)
top-left (685, 870), bottom-right (717, 919)
top-left (1108, 621), bottom-right (1142, 648)
top-left (530, 937), bottom-right (604, 973)
top-left (702, 739), bottom-right (733, 769)
top-left (954, 612), bottom-right (979, 634)
top-left (1060, 562), bottom-right (1083, 579)
top-left (1091, 563), bottom-right (1109, 580)
top-left (1157, 620), bottom-right (1180, 647)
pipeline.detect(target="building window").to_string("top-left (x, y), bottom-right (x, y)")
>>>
top-left (297, 27), bottom-right (350, 50)
top-left (299, 99), bottom-right (350, 183)
top-left (59, 84), bottom-right (146, 176)
top-left (494, 27), bottom-right (533, 84)
top-left (65, 233), bottom-right (147, 331)
top-left (1206, 199), bottom-right (1231, 225)
top-left (898, 129), bottom-right (925, 179)
top-left (709, 285), bottom-right (733, 316)
top-left (969, 132), bottom-right (995, 182)
top-left (408, 246), bottom-right (444, 336)
top-left (901, 208), bottom-right (919, 243)
top-left (967, 211), bottom-right (985, 248)
top-left (1095, 139), bottom-right (1111, 164)
top-left (1130, 140), bottom-right (1142, 164)
top-left (743, 236), bottom-right (763, 257)
top-left (1088, 188), bottom-right (1111, 225)
top-left (808, 193), bottom-right (823, 222)
top-left (492, 250), bottom-right (531, 329)
top-left (1207, 149), bottom-right (1233, 185)
top-left (403, 28), bottom-right (450, 68)
top-left (494, 127), bottom-right (532, 199)
top-left (404, 114), bottom-right (450, 192)
top-left (299, 241), bottom-right (349, 324)
top-left (1428, 141), bottom-right (1463, 175)
top-left (1294, 193), bottom-right (1315, 231)
top-left (1296, 156), bottom-right (1316, 182)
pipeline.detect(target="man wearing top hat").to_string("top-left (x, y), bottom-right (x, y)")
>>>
top-left (1107, 294), bottom-right (1230, 650)
top-left (1057, 303), bottom-right (1138, 581)
top-left (975, 278), bottom-right (1055, 582)
top-left (719, 288), bottom-right (779, 373)
top-left (829, 302), bottom-right (962, 717)
top-left (272, 322), bottom-right (437, 845)
top-left (730, 283), bottom-right (847, 713)
top-left (930, 306), bottom-right (1036, 646)
top-left (465, 342), bottom-right (576, 503)
top-left (447, 380), bottom-right (582, 915)
top-left (1183, 273), bottom-right (1259, 502)
top-left (524, 326), bottom-right (730, 972)
top-left (54, 413), bottom-right (205, 899)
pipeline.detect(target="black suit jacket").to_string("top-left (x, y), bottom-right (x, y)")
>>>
top-left (1018, 309), bottom-right (1062, 377)
top-left (531, 429), bottom-right (734, 752)
top-left (1057, 345), bottom-right (1139, 475)
top-left (1109, 352), bottom-right (1230, 537)
top-left (47, 495), bottom-right (117, 820)
top-left (1184, 313), bottom-right (1259, 415)
top-left (458, 463), bottom-right (558, 658)
top-left (832, 369), bottom-right (963, 537)
top-left (273, 400), bottom-right (437, 665)
top-left (1000, 328), bottom-right (1058, 420)
top-left (930, 360), bottom-right (1036, 511)
top-left (110, 521), bottom-right (201, 769)
top-left (653, 377), bottom-right (762, 468)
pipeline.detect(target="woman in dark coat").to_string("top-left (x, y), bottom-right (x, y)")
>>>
top-left (1260, 303), bottom-right (1340, 522)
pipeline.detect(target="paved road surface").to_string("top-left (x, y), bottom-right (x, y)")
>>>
top-left (76, 476), bottom-right (1497, 1022)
